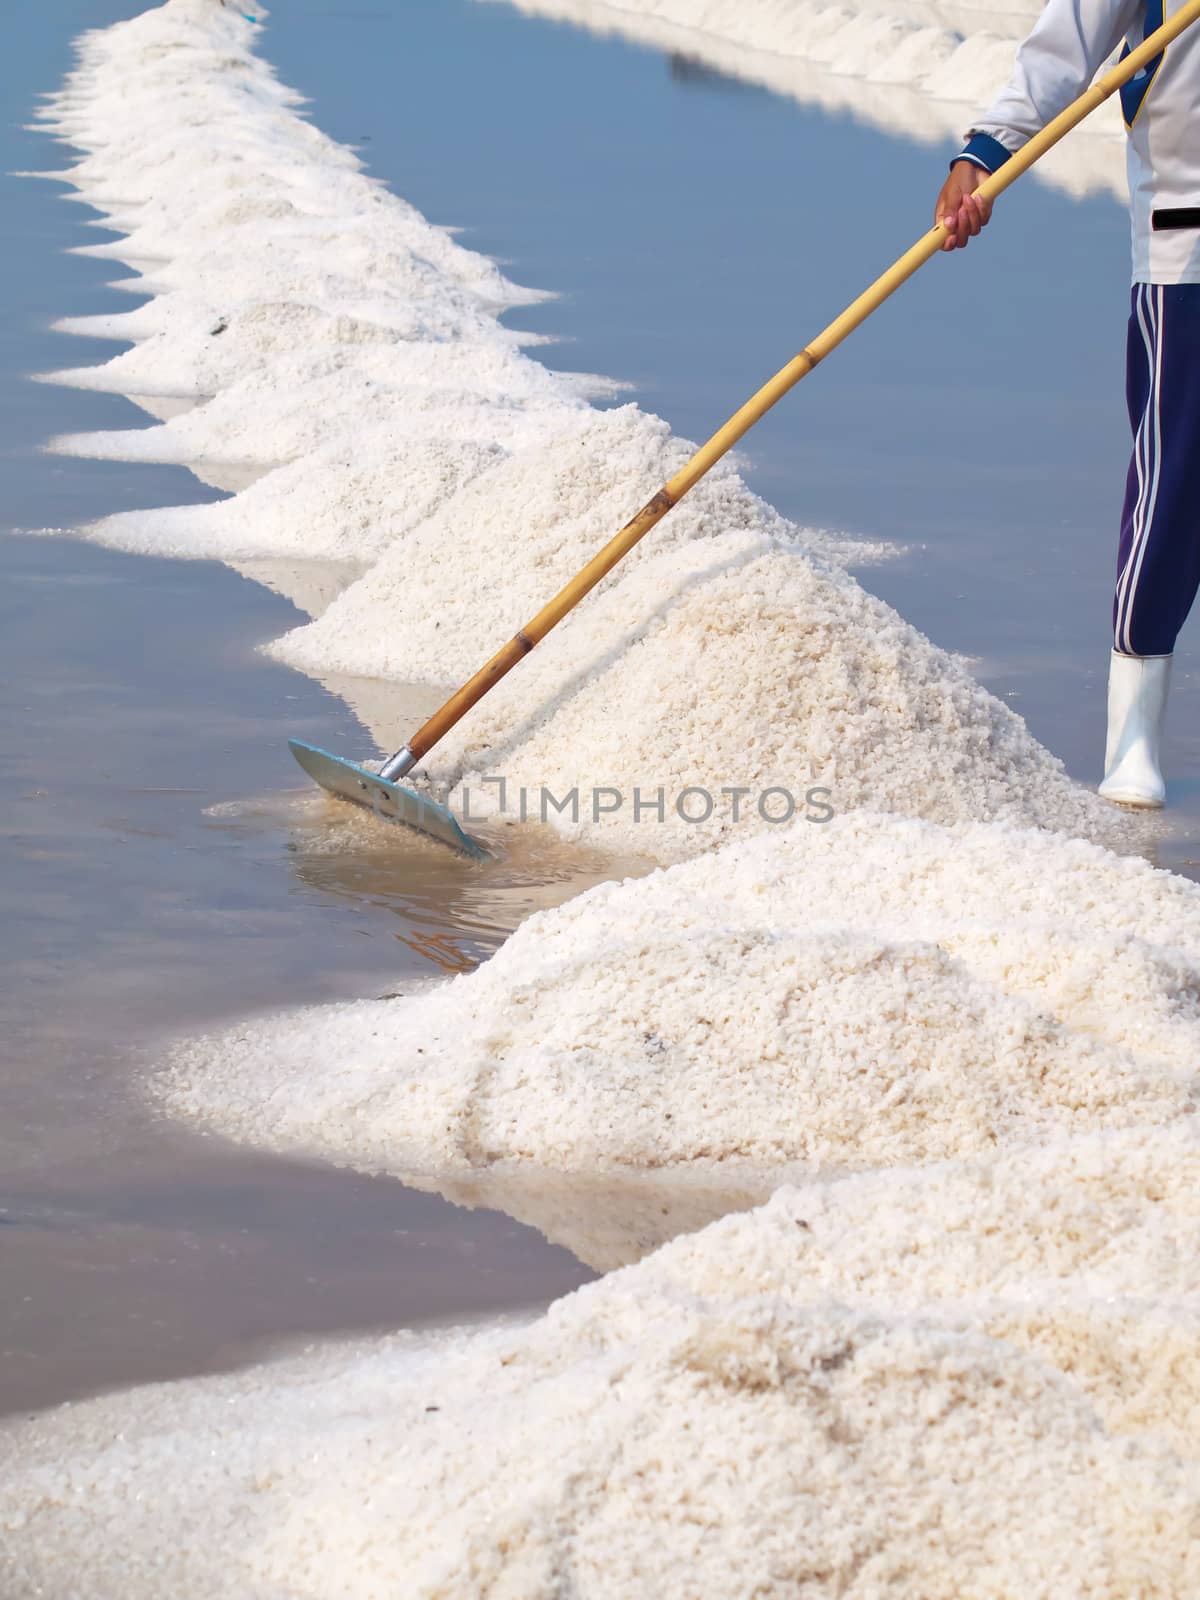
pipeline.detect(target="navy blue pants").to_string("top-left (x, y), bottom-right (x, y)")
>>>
top-left (1114, 283), bottom-right (1200, 657)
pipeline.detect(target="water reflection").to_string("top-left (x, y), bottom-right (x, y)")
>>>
top-left (486, 0), bottom-right (1126, 200)
top-left (203, 777), bottom-right (648, 976)
top-left (667, 51), bottom-right (766, 96)
top-left (412, 1162), bottom-right (792, 1271)
top-left (231, 556), bottom-right (367, 620)
top-left (0, 1141), bottom-right (594, 1418)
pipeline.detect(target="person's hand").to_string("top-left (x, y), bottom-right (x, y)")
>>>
top-left (935, 161), bottom-right (994, 251)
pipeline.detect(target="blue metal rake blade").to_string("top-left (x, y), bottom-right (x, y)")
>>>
top-left (288, 739), bottom-right (490, 860)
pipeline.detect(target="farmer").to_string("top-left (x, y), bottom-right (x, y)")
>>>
top-left (935, 0), bottom-right (1199, 808)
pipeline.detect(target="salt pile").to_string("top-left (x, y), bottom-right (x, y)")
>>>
top-left (648, 1121), bottom-right (1200, 1460)
top-left (77, 429), bottom-right (505, 563)
top-left (49, 340), bottom-right (596, 471)
top-left (164, 813), bottom-right (1198, 1271)
top-left (267, 404), bottom-right (879, 680)
top-left (4, 1128), bottom-right (1200, 1598)
top-left (427, 531), bottom-right (1121, 861)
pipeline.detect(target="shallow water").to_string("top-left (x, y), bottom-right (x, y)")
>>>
top-left (0, 512), bottom-right (637, 1410)
top-left (0, 4), bottom-right (618, 1417)
top-left (5, 0), bottom-right (1200, 1420)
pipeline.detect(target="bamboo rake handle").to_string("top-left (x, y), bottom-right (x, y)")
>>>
top-left (402, 0), bottom-right (1200, 767)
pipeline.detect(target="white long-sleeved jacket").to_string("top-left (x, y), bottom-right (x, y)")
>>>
top-left (957, 0), bottom-right (1200, 283)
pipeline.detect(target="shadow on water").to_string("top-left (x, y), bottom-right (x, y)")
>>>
top-left (666, 51), bottom-right (769, 96)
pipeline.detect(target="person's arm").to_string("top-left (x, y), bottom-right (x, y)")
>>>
top-left (936, 0), bottom-right (1142, 249)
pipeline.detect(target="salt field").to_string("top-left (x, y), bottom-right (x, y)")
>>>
top-left (4, 0), bottom-right (1200, 1593)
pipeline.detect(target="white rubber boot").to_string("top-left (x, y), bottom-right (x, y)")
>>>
top-left (1098, 650), bottom-right (1171, 808)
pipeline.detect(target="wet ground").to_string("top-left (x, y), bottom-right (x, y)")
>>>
top-left (4, 0), bottom-right (1200, 1418)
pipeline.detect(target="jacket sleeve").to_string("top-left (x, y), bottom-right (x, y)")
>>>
top-left (953, 0), bottom-right (1143, 171)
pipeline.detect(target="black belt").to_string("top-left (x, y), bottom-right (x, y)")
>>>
top-left (1152, 207), bottom-right (1200, 230)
